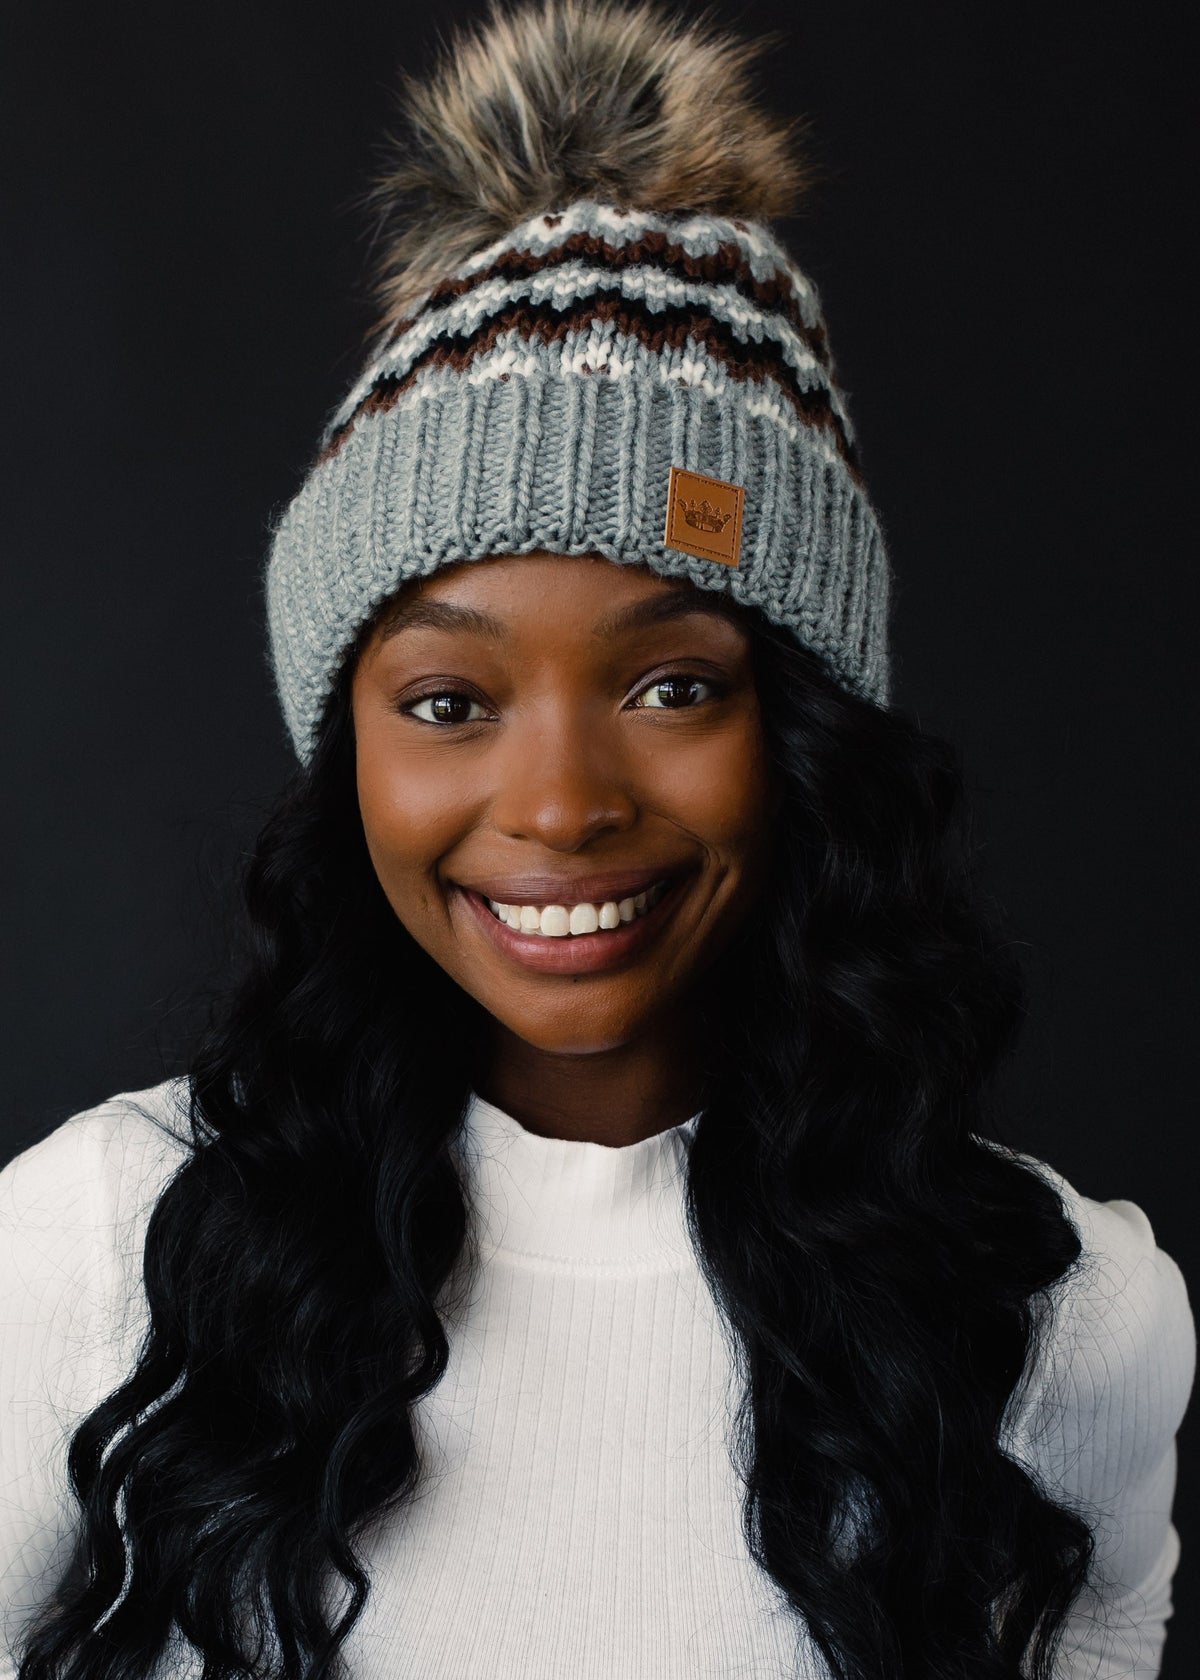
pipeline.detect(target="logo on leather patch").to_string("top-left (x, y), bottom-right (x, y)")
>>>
top-left (663, 467), bottom-right (744, 567)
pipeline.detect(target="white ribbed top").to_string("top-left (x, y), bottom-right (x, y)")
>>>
top-left (0, 1082), bottom-right (1194, 1679)
top-left (456, 1092), bottom-right (700, 1267)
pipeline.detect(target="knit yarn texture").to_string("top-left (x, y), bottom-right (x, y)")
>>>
top-left (266, 199), bottom-right (892, 761)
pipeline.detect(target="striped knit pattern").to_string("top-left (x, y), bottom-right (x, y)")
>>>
top-left (267, 200), bottom-right (892, 762)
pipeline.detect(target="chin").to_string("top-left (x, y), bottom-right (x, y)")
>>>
top-left (488, 1003), bottom-right (651, 1059)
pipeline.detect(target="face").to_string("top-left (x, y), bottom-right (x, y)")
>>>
top-left (351, 552), bottom-right (779, 1057)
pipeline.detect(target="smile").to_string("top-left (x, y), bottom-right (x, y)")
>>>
top-left (456, 877), bottom-right (684, 975)
top-left (484, 880), bottom-right (668, 937)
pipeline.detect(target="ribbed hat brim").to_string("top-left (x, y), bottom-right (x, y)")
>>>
top-left (266, 368), bottom-right (891, 761)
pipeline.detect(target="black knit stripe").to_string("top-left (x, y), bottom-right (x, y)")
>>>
top-left (418, 228), bottom-right (830, 368)
top-left (321, 298), bottom-right (860, 479)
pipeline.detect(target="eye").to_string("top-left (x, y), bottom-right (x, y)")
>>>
top-left (632, 674), bottom-right (719, 710)
top-left (404, 691), bottom-right (490, 725)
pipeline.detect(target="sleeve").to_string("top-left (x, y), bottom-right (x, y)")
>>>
top-left (0, 1091), bottom-right (187, 1679)
top-left (1008, 1181), bottom-right (1196, 1679)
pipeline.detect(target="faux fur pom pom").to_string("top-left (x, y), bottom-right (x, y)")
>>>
top-left (366, 0), bottom-right (811, 332)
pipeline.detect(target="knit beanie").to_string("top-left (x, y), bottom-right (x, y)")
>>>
top-left (266, 0), bottom-right (892, 763)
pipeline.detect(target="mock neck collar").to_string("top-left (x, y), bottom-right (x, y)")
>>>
top-left (454, 1092), bottom-right (700, 1271)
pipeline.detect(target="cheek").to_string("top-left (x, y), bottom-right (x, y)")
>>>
top-left (648, 713), bottom-right (775, 856)
top-left (355, 740), bottom-right (470, 906)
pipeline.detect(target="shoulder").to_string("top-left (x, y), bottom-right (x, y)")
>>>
top-left (0, 1087), bottom-right (194, 1650)
top-left (1, 1077), bottom-right (193, 1237)
top-left (0, 1079), bottom-right (194, 1351)
top-left (998, 1147), bottom-right (1195, 1501)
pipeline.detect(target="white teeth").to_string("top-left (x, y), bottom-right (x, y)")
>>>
top-left (484, 882), bottom-right (669, 937)
top-left (568, 903), bottom-right (599, 935)
top-left (539, 905), bottom-right (570, 937)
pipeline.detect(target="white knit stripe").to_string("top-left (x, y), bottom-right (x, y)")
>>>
top-left (450, 336), bottom-right (840, 477)
top-left (454, 199), bottom-right (818, 309)
top-left (398, 258), bottom-right (822, 376)
top-left (385, 329), bottom-right (849, 474)
top-left (328, 261), bottom-right (838, 437)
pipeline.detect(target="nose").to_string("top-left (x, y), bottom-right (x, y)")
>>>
top-left (489, 703), bottom-right (639, 851)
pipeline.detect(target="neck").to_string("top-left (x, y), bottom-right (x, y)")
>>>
top-left (476, 1011), bottom-right (703, 1147)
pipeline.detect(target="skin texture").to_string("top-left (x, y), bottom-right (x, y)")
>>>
top-left (351, 551), bottom-right (780, 1146)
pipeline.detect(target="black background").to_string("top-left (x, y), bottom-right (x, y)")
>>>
top-left (2, 0), bottom-right (1196, 1665)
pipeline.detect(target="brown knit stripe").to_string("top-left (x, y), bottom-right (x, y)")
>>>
top-left (322, 295), bottom-right (853, 477)
top-left (419, 229), bottom-right (831, 370)
top-left (320, 298), bottom-right (859, 479)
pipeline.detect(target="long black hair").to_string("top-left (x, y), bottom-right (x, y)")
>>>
top-left (19, 604), bottom-right (1095, 1679)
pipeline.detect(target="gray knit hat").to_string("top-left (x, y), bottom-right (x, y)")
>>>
top-left (266, 0), bottom-right (892, 762)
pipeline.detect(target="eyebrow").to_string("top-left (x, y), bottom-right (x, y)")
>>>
top-left (373, 599), bottom-right (512, 643)
top-left (373, 583), bottom-right (746, 645)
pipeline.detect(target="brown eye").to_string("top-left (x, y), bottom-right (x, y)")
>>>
top-left (406, 692), bottom-right (488, 724)
top-left (634, 676), bottom-right (716, 710)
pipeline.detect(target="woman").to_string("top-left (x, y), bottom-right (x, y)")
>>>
top-left (1, 3), bottom-right (1193, 1677)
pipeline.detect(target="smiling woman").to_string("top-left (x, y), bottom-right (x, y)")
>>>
top-left (351, 555), bottom-right (778, 1141)
top-left (0, 2), bottom-right (1193, 1679)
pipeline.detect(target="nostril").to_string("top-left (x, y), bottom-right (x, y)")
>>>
top-left (488, 762), bottom-right (640, 851)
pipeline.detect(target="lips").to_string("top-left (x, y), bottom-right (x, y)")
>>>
top-left (455, 873), bottom-right (687, 976)
top-left (457, 865), bottom-right (679, 908)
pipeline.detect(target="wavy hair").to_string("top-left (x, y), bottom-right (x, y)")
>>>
top-left (19, 604), bottom-right (1095, 1679)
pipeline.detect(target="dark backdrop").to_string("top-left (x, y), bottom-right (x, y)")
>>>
top-left (2, 0), bottom-right (1196, 1666)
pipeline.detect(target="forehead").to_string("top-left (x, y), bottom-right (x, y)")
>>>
top-left (369, 552), bottom-right (749, 647)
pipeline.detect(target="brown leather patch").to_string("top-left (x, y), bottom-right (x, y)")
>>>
top-left (663, 466), bottom-right (744, 567)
